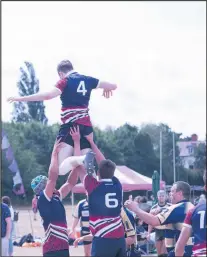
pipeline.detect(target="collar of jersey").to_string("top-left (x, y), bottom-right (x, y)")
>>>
top-left (99, 179), bottom-right (112, 182)
top-left (65, 70), bottom-right (77, 77)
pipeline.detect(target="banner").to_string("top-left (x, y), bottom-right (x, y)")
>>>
top-left (2, 129), bottom-right (25, 196)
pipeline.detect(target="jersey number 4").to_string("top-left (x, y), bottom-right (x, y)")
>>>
top-left (105, 193), bottom-right (118, 208)
top-left (198, 210), bottom-right (206, 229)
top-left (77, 81), bottom-right (87, 96)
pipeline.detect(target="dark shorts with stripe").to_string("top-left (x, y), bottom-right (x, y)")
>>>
top-left (91, 237), bottom-right (126, 257)
top-left (155, 229), bottom-right (165, 241)
top-left (56, 122), bottom-right (93, 150)
top-left (81, 231), bottom-right (92, 245)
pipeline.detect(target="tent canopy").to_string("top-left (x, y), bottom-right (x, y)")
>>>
top-left (72, 165), bottom-right (165, 193)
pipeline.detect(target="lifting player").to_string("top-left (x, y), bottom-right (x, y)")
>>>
top-left (8, 60), bottom-right (117, 169)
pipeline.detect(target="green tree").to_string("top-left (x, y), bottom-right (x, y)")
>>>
top-left (140, 123), bottom-right (182, 184)
top-left (12, 62), bottom-right (48, 124)
top-left (194, 142), bottom-right (206, 171)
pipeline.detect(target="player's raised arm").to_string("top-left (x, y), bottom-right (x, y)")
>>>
top-left (85, 133), bottom-right (105, 165)
top-left (97, 81), bottom-right (117, 91)
top-left (59, 126), bottom-right (83, 200)
top-left (7, 88), bottom-right (61, 103)
top-left (44, 139), bottom-right (65, 200)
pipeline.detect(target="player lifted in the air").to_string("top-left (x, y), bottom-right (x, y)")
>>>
top-left (8, 60), bottom-right (117, 167)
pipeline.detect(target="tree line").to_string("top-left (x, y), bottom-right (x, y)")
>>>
top-left (2, 121), bottom-right (205, 202)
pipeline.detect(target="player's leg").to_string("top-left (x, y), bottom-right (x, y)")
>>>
top-left (160, 239), bottom-right (167, 256)
top-left (56, 123), bottom-right (74, 166)
top-left (83, 242), bottom-right (92, 257)
top-left (79, 124), bottom-right (93, 155)
top-left (155, 230), bottom-right (166, 256)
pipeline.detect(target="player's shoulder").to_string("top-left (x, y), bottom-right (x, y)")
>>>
top-left (112, 176), bottom-right (121, 185)
top-left (193, 201), bottom-right (206, 213)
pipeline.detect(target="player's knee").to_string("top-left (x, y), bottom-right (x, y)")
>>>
top-left (58, 144), bottom-right (74, 165)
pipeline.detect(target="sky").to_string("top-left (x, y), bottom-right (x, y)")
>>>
top-left (2, 1), bottom-right (206, 139)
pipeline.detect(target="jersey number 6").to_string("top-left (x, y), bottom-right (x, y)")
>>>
top-left (105, 193), bottom-right (118, 208)
top-left (77, 81), bottom-right (87, 96)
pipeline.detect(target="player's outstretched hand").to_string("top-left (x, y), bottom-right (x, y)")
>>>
top-left (102, 89), bottom-right (113, 99)
top-left (7, 97), bottom-right (20, 103)
top-left (85, 132), bottom-right (94, 143)
top-left (70, 126), bottom-right (80, 142)
top-left (124, 200), bottom-right (138, 212)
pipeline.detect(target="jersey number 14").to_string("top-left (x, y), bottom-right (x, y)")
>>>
top-left (77, 81), bottom-right (87, 96)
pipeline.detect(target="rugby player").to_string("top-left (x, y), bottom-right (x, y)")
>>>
top-left (147, 190), bottom-right (171, 257)
top-left (73, 206), bottom-right (136, 256)
top-left (62, 129), bottom-right (126, 256)
top-left (70, 197), bottom-right (91, 257)
top-left (7, 60), bottom-right (117, 166)
top-left (31, 130), bottom-right (84, 257)
top-left (175, 170), bottom-right (206, 257)
top-left (125, 181), bottom-right (194, 257)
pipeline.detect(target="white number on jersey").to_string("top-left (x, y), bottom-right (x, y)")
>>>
top-left (105, 193), bottom-right (118, 208)
top-left (198, 210), bottom-right (205, 229)
top-left (77, 81), bottom-right (87, 96)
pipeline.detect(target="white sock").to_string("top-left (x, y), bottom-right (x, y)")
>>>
top-left (59, 155), bottom-right (85, 176)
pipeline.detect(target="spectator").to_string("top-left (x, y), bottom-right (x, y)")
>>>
top-left (2, 196), bottom-right (14, 257)
top-left (134, 196), bottom-right (142, 204)
top-left (1, 202), bottom-right (11, 256)
top-left (70, 197), bottom-right (91, 257)
top-left (139, 196), bottom-right (151, 213)
top-left (32, 195), bottom-right (38, 221)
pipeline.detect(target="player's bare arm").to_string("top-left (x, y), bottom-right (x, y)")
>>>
top-left (175, 226), bottom-right (192, 257)
top-left (59, 126), bottom-right (83, 199)
top-left (44, 139), bottom-right (65, 199)
top-left (124, 200), bottom-right (161, 227)
top-left (7, 88), bottom-right (61, 103)
top-left (85, 133), bottom-right (106, 165)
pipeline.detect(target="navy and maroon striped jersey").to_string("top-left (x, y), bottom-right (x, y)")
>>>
top-left (55, 71), bottom-right (99, 126)
top-left (84, 175), bottom-right (125, 238)
top-left (184, 201), bottom-right (206, 257)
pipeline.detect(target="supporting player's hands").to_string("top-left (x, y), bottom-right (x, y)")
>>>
top-left (124, 200), bottom-right (139, 213)
top-left (7, 97), bottom-right (21, 103)
top-left (52, 138), bottom-right (66, 155)
top-left (70, 126), bottom-right (80, 142)
top-left (73, 237), bottom-right (83, 248)
top-left (85, 132), bottom-right (94, 143)
top-left (102, 89), bottom-right (113, 99)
